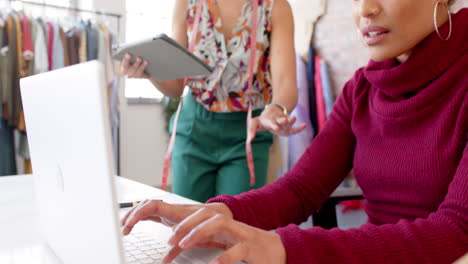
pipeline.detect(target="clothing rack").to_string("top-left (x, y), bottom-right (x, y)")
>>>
top-left (3, 0), bottom-right (122, 33)
top-left (1, 0), bottom-right (123, 175)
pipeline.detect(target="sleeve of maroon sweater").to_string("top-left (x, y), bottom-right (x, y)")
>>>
top-left (275, 142), bottom-right (468, 264)
top-left (207, 69), bottom-right (361, 231)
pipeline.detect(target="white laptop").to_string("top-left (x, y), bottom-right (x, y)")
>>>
top-left (20, 61), bottom-right (235, 264)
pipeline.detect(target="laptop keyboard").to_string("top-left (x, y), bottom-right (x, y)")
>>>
top-left (123, 232), bottom-right (170, 264)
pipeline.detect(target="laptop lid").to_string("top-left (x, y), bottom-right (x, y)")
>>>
top-left (20, 61), bottom-right (125, 264)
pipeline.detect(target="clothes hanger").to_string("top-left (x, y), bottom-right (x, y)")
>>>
top-left (59, 8), bottom-right (75, 32)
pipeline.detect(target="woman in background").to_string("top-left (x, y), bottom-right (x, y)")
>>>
top-left (121, 0), bottom-right (467, 263)
top-left (121, 0), bottom-right (305, 202)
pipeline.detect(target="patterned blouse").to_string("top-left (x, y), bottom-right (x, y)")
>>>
top-left (186, 0), bottom-right (275, 112)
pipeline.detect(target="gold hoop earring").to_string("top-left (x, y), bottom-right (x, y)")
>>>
top-left (433, 0), bottom-right (452, 41)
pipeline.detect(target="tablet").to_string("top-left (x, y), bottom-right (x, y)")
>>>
top-left (113, 34), bottom-right (213, 81)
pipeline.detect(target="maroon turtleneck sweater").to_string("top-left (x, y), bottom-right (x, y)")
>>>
top-left (208, 8), bottom-right (468, 264)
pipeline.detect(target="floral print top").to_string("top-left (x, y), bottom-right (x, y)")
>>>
top-left (186, 0), bottom-right (275, 112)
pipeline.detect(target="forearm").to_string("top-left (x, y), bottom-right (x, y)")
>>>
top-left (271, 77), bottom-right (298, 113)
top-left (277, 216), bottom-right (468, 264)
top-left (148, 77), bottom-right (185, 98)
top-left (278, 137), bottom-right (468, 264)
top-left (269, 0), bottom-right (297, 114)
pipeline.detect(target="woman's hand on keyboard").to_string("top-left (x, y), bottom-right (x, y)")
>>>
top-left (163, 207), bottom-right (287, 264)
top-left (121, 200), bottom-right (232, 236)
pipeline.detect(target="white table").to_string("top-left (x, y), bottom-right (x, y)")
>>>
top-left (0, 175), bottom-right (194, 264)
top-left (0, 175), bottom-right (363, 263)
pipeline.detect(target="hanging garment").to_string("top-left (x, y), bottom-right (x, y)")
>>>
top-left (44, 20), bottom-right (52, 64)
top-left (17, 15), bottom-right (35, 170)
top-left (97, 25), bottom-right (106, 75)
top-left (2, 14), bottom-right (13, 122)
top-left (52, 22), bottom-right (64, 70)
top-left (97, 24), bottom-right (115, 85)
top-left (96, 24), bottom-right (119, 171)
top-left (287, 55), bottom-right (314, 169)
top-left (31, 18), bottom-right (49, 74)
top-left (320, 59), bottom-right (335, 117)
top-left (277, 136), bottom-right (289, 178)
top-left (306, 45), bottom-right (318, 135)
top-left (0, 11), bottom-right (121, 176)
top-left (66, 28), bottom-right (79, 65)
top-left (20, 14), bottom-right (34, 76)
top-left (86, 22), bottom-right (98, 61)
top-left (29, 16), bottom-right (36, 65)
top-left (18, 131), bottom-right (30, 159)
top-left (17, 14), bottom-right (34, 133)
top-left (35, 18), bottom-right (49, 71)
top-left (17, 131), bottom-right (31, 174)
top-left (314, 56), bottom-right (326, 131)
top-left (109, 76), bottom-right (120, 172)
top-left (1, 16), bottom-right (9, 120)
top-left (14, 13), bottom-right (24, 79)
top-left (0, 119), bottom-right (17, 176)
top-left (0, 16), bottom-right (5, 118)
top-left (7, 12), bottom-right (21, 128)
top-left (108, 31), bottom-right (120, 171)
top-left (78, 21), bottom-right (87, 63)
top-left (46, 22), bottom-right (54, 70)
top-left (59, 26), bottom-right (69, 67)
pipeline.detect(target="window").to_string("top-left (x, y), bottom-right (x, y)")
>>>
top-left (125, 0), bottom-right (176, 99)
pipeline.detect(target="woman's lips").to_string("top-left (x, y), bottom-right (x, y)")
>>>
top-left (361, 25), bottom-right (390, 46)
top-left (364, 31), bottom-right (389, 45)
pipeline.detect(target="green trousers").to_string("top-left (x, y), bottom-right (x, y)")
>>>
top-left (169, 93), bottom-right (273, 203)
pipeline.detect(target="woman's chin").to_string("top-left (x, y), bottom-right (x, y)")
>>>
top-left (369, 48), bottom-right (411, 63)
top-left (369, 52), bottom-right (394, 62)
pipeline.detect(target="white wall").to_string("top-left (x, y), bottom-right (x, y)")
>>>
top-left (120, 103), bottom-right (168, 187)
top-left (90, 0), bottom-right (125, 42)
top-left (90, 0), bottom-right (169, 187)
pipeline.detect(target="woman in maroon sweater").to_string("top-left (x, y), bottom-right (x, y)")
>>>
top-left (121, 0), bottom-right (468, 263)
